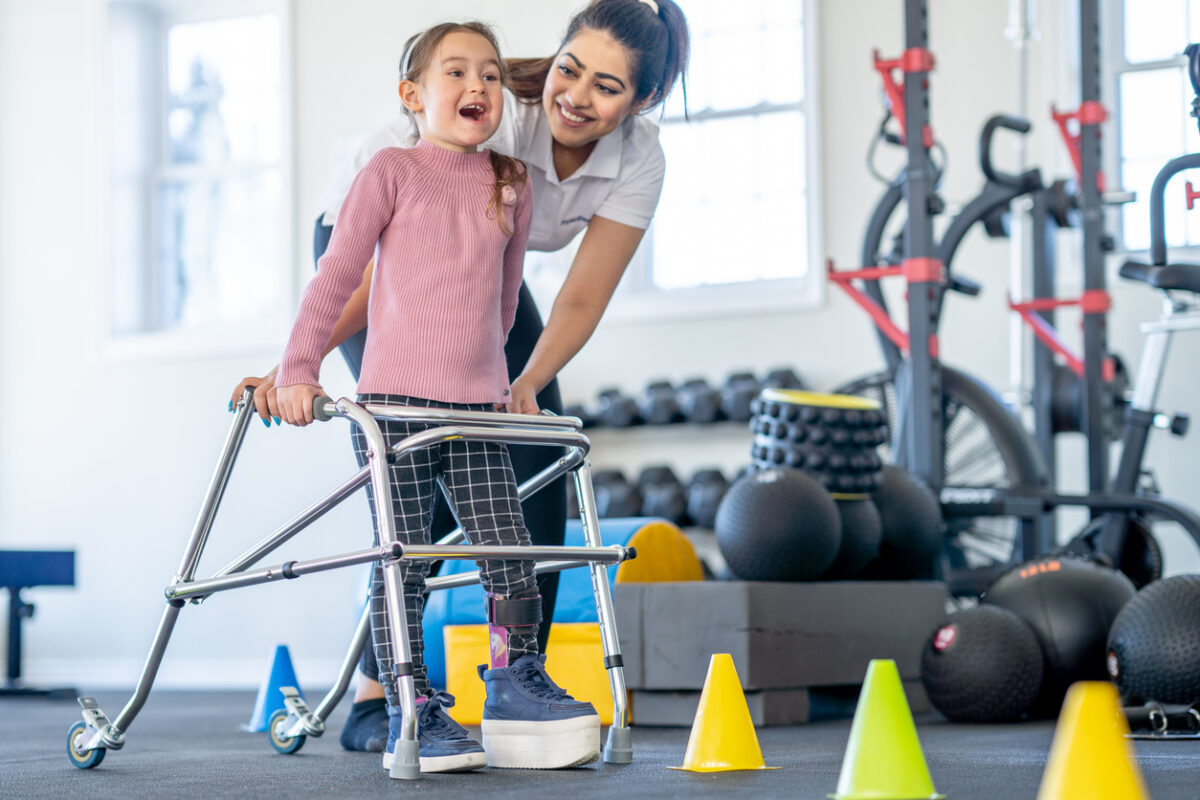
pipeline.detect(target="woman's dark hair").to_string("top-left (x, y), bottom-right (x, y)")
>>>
top-left (399, 21), bottom-right (528, 235)
top-left (508, 0), bottom-right (689, 114)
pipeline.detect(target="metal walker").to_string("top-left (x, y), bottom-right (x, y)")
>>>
top-left (66, 390), bottom-right (636, 779)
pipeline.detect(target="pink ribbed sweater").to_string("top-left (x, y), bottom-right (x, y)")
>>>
top-left (278, 140), bottom-right (532, 403)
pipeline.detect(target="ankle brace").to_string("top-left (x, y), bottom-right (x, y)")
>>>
top-left (486, 593), bottom-right (542, 668)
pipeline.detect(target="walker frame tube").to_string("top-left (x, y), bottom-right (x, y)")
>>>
top-left (71, 394), bottom-right (634, 778)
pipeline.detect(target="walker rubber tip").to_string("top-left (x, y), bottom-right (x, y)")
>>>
top-left (829, 659), bottom-right (942, 799)
top-left (669, 653), bottom-right (778, 772)
top-left (1036, 681), bottom-right (1149, 800)
top-left (240, 644), bottom-right (303, 733)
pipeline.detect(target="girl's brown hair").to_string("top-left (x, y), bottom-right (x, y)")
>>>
top-left (507, 0), bottom-right (690, 114)
top-left (399, 21), bottom-right (528, 235)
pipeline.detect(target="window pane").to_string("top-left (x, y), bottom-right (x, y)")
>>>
top-left (155, 171), bottom-right (284, 329)
top-left (1117, 68), bottom-right (1198, 251)
top-left (167, 14), bottom-right (280, 165)
top-left (663, 0), bottom-right (803, 116)
top-left (654, 112), bottom-right (806, 288)
top-left (1124, 0), bottom-right (1186, 63)
top-left (1119, 69), bottom-right (1184, 160)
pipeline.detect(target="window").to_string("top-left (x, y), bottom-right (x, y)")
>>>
top-left (106, 0), bottom-right (291, 347)
top-left (523, 0), bottom-right (822, 320)
top-left (651, 0), bottom-right (816, 293)
top-left (1108, 0), bottom-right (1200, 251)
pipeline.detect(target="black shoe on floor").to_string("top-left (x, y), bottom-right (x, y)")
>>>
top-left (340, 697), bottom-right (389, 752)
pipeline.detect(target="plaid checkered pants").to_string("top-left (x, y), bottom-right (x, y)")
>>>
top-left (351, 394), bottom-right (539, 704)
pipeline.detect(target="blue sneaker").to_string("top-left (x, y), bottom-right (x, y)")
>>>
top-left (477, 654), bottom-right (600, 769)
top-left (381, 691), bottom-right (487, 773)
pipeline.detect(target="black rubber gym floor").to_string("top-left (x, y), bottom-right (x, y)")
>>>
top-left (3, 690), bottom-right (1197, 799)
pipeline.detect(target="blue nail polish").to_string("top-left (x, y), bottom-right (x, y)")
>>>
top-left (263, 418), bottom-right (271, 428)
top-left (273, 417), bottom-right (281, 426)
top-left (228, 400), bottom-right (233, 412)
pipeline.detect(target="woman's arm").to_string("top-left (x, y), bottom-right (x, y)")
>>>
top-left (506, 215), bottom-right (644, 412)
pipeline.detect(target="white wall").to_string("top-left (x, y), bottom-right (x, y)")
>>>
top-left (1, 0), bottom-right (1198, 691)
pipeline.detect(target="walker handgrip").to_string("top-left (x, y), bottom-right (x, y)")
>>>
top-left (312, 396), bottom-right (335, 422)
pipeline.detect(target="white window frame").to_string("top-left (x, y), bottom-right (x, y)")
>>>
top-left (534, 0), bottom-right (824, 324)
top-left (1102, 0), bottom-right (1200, 258)
top-left (98, 0), bottom-right (295, 360)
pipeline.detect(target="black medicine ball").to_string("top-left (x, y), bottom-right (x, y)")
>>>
top-left (714, 467), bottom-right (840, 581)
top-left (984, 556), bottom-right (1135, 715)
top-left (1107, 574), bottom-right (1200, 704)
top-left (921, 605), bottom-right (1044, 723)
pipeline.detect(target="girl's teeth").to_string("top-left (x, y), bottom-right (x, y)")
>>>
top-left (561, 106), bottom-right (588, 123)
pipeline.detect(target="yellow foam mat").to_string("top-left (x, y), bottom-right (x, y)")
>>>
top-left (444, 623), bottom-right (615, 726)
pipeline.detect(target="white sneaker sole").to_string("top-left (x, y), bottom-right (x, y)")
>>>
top-left (382, 748), bottom-right (488, 773)
top-left (481, 714), bottom-right (601, 769)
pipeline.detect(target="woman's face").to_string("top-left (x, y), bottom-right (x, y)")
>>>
top-left (542, 29), bottom-right (641, 150)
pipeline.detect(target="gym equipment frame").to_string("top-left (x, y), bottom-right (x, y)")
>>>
top-left (66, 390), bottom-right (636, 779)
top-left (828, 0), bottom-right (1200, 595)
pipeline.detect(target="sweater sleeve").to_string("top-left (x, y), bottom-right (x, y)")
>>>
top-left (279, 151), bottom-right (399, 387)
top-left (499, 176), bottom-right (534, 339)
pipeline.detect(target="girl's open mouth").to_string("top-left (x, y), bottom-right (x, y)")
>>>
top-left (460, 104), bottom-right (486, 121)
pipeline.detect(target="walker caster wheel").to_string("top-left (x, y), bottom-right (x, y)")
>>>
top-left (67, 721), bottom-right (106, 769)
top-left (268, 709), bottom-right (306, 755)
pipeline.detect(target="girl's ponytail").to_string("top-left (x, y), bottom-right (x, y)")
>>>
top-left (487, 152), bottom-right (528, 236)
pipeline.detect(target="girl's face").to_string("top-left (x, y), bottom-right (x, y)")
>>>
top-left (400, 31), bottom-right (504, 153)
top-left (542, 29), bottom-right (642, 150)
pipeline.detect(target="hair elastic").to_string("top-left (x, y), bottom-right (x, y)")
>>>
top-left (639, 0), bottom-right (660, 14)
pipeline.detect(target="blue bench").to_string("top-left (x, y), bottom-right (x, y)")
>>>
top-left (0, 549), bottom-right (76, 697)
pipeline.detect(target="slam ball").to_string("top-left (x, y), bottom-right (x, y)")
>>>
top-left (714, 467), bottom-right (840, 581)
top-left (921, 605), bottom-right (1044, 723)
top-left (822, 498), bottom-right (882, 580)
top-left (1108, 575), bottom-right (1200, 704)
top-left (860, 465), bottom-right (943, 579)
top-left (983, 556), bottom-right (1135, 715)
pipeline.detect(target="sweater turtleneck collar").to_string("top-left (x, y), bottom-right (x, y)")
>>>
top-left (413, 137), bottom-right (492, 175)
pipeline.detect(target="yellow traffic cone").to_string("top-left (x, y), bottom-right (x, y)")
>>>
top-left (670, 653), bottom-right (779, 772)
top-left (830, 659), bottom-right (943, 799)
top-left (1036, 681), bottom-right (1149, 800)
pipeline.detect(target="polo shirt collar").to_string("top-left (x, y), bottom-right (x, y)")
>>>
top-left (530, 104), bottom-right (625, 185)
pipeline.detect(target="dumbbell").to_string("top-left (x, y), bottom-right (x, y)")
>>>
top-left (594, 388), bottom-right (642, 428)
top-left (562, 403), bottom-right (596, 428)
top-left (592, 470), bottom-right (643, 518)
top-left (721, 372), bottom-right (763, 422)
top-left (677, 378), bottom-right (723, 424)
top-left (640, 380), bottom-right (684, 425)
top-left (762, 367), bottom-right (806, 391)
top-left (636, 465), bottom-right (688, 524)
top-left (686, 468), bottom-right (729, 529)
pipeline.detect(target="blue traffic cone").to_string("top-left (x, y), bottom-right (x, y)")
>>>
top-left (240, 644), bottom-right (303, 733)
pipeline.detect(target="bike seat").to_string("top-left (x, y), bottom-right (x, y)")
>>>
top-left (1120, 260), bottom-right (1200, 293)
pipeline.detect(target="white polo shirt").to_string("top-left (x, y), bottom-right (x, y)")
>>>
top-left (316, 89), bottom-right (666, 253)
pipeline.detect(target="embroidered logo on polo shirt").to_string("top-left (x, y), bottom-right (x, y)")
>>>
top-left (561, 215), bottom-right (590, 226)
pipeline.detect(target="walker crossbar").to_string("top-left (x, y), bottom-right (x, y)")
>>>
top-left (212, 443), bottom-right (586, 589)
top-left (69, 392), bottom-right (635, 778)
top-left (168, 545), bottom-right (632, 603)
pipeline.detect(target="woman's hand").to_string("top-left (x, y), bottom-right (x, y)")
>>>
top-left (277, 383), bottom-right (326, 427)
top-left (230, 366), bottom-right (281, 425)
top-left (500, 376), bottom-right (541, 415)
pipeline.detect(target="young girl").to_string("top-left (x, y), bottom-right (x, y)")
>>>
top-left (275, 22), bottom-right (600, 775)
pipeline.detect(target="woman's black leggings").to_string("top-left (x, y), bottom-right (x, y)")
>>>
top-left (313, 218), bottom-right (566, 680)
